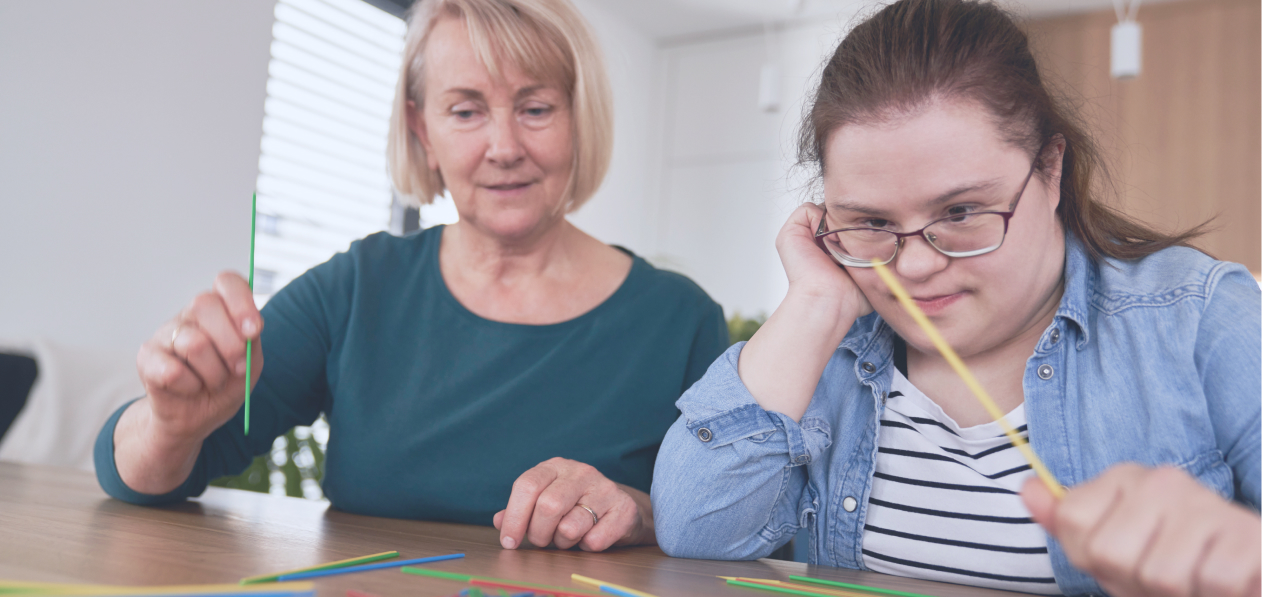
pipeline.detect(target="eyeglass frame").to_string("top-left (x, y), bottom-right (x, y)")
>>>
top-left (814, 154), bottom-right (1042, 268)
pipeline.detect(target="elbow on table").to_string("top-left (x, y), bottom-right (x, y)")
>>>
top-left (651, 485), bottom-right (776, 561)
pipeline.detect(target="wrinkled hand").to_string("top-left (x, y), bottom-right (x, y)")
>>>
top-left (137, 270), bottom-right (263, 444)
top-left (777, 203), bottom-right (871, 317)
top-left (493, 457), bottom-right (653, 552)
top-left (1023, 463), bottom-right (1261, 597)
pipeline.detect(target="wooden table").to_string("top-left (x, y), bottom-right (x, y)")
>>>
top-left (0, 463), bottom-right (1026, 597)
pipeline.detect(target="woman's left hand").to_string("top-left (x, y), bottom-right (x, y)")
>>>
top-left (1022, 463), bottom-right (1261, 597)
top-left (493, 457), bottom-right (653, 551)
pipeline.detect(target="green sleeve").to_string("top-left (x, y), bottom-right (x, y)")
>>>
top-left (93, 244), bottom-right (357, 504)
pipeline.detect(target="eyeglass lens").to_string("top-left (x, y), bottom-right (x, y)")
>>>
top-left (820, 212), bottom-right (1008, 266)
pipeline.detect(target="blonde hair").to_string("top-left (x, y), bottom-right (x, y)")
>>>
top-left (387, 0), bottom-right (612, 212)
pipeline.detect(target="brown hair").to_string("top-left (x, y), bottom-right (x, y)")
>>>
top-left (798, 0), bottom-right (1209, 262)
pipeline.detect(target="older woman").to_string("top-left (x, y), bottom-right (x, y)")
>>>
top-left (94, 0), bottom-right (726, 553)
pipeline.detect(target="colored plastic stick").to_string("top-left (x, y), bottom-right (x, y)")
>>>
top-left (0, 580), bottom-right (315, 597)
top-left (400, 568), bottom-right (473, 582)
top-left (277, 553), bottom-right (464, 581)
top-left (470, 579), bottom-right (602, 597)
top-left (400, 569), bottom-right (603, 597)
top-left (870, 260), bottom-right (1065, 499)
top-left (570, 575), bottom-right (657, 597)
top-left (241, 551), bottom-right (400, 584)
top-left (244, 192), bottom-right (257, 436)
top-left (726, 579), bottom-right (841, 597)
top-left (715, 578), bottom-right (871, 597)
top-left (790, 575), bottom-right (938, 597)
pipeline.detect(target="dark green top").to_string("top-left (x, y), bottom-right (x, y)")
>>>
top-left (94, 225), bottom-right (728, 524)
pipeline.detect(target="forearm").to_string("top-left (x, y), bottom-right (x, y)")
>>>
top-left (112, 398), bottom-right (204, 495)
top-left (739, 288), bottom-right (857, 422)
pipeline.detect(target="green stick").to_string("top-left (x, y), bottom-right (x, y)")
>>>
top-left (400, 568), bottom-right (473, 582)
top-left (245, 192), bottom-right (257, 436)
top-left (788, 576), bottom-right (936, 597)
top-left (727, 580), bottom-right (839, 597)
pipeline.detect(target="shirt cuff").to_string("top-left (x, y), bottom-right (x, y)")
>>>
top-left (93, 398), bottom-right (203, 505)
top-left (676, 342), bottom-right (832, 466)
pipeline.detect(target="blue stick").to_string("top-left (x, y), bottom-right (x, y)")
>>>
top-left (596, 586), bottom-right (640, 597)
top-left (276, 553), bottom-right (464, 581)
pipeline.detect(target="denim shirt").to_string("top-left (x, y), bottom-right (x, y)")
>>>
top-left (652, 235), bottom-right (1261, 597)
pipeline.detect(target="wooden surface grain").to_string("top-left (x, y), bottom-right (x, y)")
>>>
top-left (0, 463), bottom-right (1028, 597)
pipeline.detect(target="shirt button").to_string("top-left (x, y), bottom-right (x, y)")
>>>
top-left (795, 455), bottom-right (808, 464)
top-left (1050, 329), bottom-right (1060, 343)
top-left (697, 428), bottom-right (712, 442)
top-left (1038, 364), bottom-right (1054, 380)
top-left (861, 362), bottom-right (876, 373)
top-left (842, 496), bottom-right (858, 512)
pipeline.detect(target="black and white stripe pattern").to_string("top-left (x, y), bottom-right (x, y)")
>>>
top-left (861, 370), bottom-right (1061, 595)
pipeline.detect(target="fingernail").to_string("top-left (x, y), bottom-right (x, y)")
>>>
top-left (236, 360), bottom-right (248, 375)
top-left (242, 319), bottom-right (256, 335)
top-left (500, 536), bottom-right (516, 549)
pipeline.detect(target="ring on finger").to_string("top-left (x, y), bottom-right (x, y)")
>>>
top-left (577, 503), bottom-right (598, 526)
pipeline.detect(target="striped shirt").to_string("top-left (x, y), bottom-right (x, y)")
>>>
top-left (861, 368), bottom-right (1062, 595)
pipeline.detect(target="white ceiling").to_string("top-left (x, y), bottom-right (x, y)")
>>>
top-left (585, 0), bottom-right (1184, 41)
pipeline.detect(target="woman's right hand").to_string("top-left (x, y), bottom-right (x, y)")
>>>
top-left (136, 271), bottom-right (263, 445)
top-left (775, 203), bottom-right (871, 318)
top-left (736, 204), bottom-right (872, 422)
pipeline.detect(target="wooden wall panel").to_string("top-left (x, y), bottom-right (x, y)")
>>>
top-left (1025, 0), bottom-right (1261, 273)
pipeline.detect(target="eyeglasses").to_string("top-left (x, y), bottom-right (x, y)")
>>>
top-left (814, 157), bottom-right (1040, 268)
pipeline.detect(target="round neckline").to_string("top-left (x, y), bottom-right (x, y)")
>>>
top-left (426, 224), bottom-right (645, 331)
top-left (888, 368), bottom-right (1027, 442)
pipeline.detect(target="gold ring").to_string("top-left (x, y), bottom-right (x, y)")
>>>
top-left (576, 503), bottom-right (598, 526)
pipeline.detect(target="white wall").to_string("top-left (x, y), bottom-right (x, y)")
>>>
top-left (562, 0), bottom-right (662, 256)
top-left (650, 20), bottom-right (852, 318)
top-left (0, 0), bottom-right (275, 353)
top-left (0, 0), bottom-right (853, 355)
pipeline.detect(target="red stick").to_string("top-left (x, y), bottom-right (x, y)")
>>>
top-left (468, 579), bottom-right (601, 597)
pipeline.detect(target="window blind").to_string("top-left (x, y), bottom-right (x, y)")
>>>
top-left (254, 0), bottom-right (406, 301)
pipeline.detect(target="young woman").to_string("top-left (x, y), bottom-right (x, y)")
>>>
top-left (651, 1), bottom-right (1260, 595)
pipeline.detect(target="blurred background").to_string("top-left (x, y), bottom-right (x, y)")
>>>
top-left (0, 0), bottom-right (1257, 491)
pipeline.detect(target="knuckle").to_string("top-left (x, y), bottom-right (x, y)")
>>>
top-left (1136, 563), bottom-right (1186, 597)
top-left (184, 331), bottom-right (211, 355)
top-left (512, 476), bottom-right (539, 495)
top-left (191, 291), bottom-right (220, 313)
top-left (535, 495), bottom-right (566, 518)
top-left (557, 520), bottom-right (583, 542)
top-left (1083, 537), bottom-right (1126, 579)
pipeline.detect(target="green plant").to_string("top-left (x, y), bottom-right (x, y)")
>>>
top-left (727, 312), bottom-right (766, 345)
top-left (210, 418), bottom-right (327, 500)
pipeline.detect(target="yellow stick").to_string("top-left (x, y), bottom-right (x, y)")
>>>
top-left (871, 260), bottom-right (1064, 499)
top-left (571, 574), bottom-right (658, 597)
top-left (0, 580), bottom-right (314, 596)
top-left (238, 550), bottom-right (399, 585)
top-left (715, 578), bottom-right (873, 597)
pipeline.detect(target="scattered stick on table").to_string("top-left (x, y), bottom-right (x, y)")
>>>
top-left (241, 551), bottom-right (400, 584)
top-left (570, 574), bottom-right (657, 597)
top-left (276, 553), bottom-right (463, 582)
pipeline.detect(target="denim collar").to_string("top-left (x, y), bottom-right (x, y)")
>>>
top-left (840, 230), bottom-right (1095, 358)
